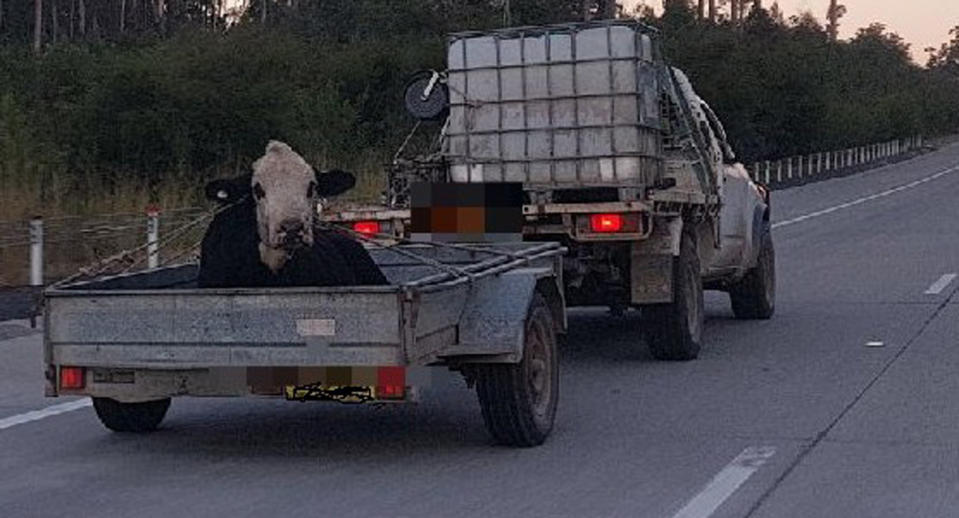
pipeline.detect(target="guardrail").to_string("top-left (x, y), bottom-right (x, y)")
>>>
top-left (748, 136), bottom-right (924, 187)
top-left (0, 207), bottom-right (210, 289)
top-left (0, 206), bottom-right (214, 322)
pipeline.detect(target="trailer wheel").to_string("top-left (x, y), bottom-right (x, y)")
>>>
top-left (729, 225), bottom-right (776, 319)
top-left (473, 293), bottom-right (558, 447)
top-left (92, 397), bottom-right (171, 433)
top-left (643, 232), bottom-right (704, 361)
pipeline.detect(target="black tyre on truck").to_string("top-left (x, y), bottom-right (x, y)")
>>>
top-left (642, 232), bottom-right (704, 361)
top-left (729, 224), bottom-right (775, 319)
top-left (92, 397), bottom-right (171, 433)
top-left (472, 292), bottom-right (559, 447)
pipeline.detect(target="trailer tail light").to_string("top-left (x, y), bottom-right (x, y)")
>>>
top-left (376, 367), bottom-right (405, 399)
top-left (353, 221), bottom-right (381, 236)
top-left (59, 367), bottom-right (85, 390)
top-left (590, 214), bottom-right (624, 233)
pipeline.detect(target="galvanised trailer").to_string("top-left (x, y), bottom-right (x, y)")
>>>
top-left (43, 241), bottom-right (566, 447)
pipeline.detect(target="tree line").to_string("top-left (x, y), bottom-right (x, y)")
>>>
top-left (650, 1), bottom-right (959, 160)
top-left (0, 0), bottom-right (957, 217)
top-left (4, 0), bottom-right (620, 50)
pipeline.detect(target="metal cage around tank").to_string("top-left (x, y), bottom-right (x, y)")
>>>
top-left (443, 20), bottom-right (666, 191)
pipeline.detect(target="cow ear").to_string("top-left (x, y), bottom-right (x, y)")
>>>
top-left (205, 175), bottom-right (251, 203)
top-left (315, 169), bottom-right (356, 197)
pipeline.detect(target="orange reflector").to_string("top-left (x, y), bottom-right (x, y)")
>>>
top-left (353, 221), bottom-right (381, 236)
top-left (590, 214), bottom-right (624, 233)
top-left (60, 367), bottom-right (85, 389)
top-left (376, 367), bottom-right (405, 399)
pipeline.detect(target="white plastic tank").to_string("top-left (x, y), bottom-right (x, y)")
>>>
top-left (444, 21), bottom-right (665, 187)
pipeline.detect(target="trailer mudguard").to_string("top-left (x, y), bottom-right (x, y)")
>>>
top-left (439, 266), bottom-right (557, 363)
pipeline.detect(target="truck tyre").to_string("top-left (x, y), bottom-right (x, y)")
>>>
top-left (473, 293), bottom-right (558, 447)
top-left (729, 225), bottom-right (775, 319)
top-left (643, 232), bottom-right (704, 361)
top-left (92, 397), bottom-right (171, 433)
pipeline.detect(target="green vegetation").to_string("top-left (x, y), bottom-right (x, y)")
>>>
top-left (0, 0), bottom-right (957, 220)
top-left (652, 2), bottom-right (959, 162)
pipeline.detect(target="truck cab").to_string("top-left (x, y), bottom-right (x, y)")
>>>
top-left (671, 68), bottom-right (771, 283)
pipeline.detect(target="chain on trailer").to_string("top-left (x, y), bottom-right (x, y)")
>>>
top-left (322, 221), bottom-right (555, 290)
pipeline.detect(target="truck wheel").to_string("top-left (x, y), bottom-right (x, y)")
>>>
top-left (729, 225), bottom-right (775, 319)
top-left (473, 293), bottom-right (558, 447)
top-left (643, 232), bottom-right (704, 361)
top-left (92, 397), bottom-right (171, 433)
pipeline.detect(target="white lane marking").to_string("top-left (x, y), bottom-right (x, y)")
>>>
top-left (773, 165), bottom-right (959, 229)
top-left (865, 340), bottom-right (885, 348)
top-left (671, 446), bottom-right (777, 518)
top-left (0, 399), bottom-right (92, 431)
top-left (925, 273), bottom-right (958, 295)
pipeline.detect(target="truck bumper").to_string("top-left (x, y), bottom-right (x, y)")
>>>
top-left (50, 365), bottom-right (435, 403)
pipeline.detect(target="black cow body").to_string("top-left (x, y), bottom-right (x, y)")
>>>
top-left (198, 198), bottom-right (388, 289)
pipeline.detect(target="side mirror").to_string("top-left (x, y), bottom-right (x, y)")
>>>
top-left (315, 169), bottom-right (356, 197)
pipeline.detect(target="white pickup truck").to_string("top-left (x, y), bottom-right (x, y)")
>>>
top-left (326, 20), bottom-right (775, 361)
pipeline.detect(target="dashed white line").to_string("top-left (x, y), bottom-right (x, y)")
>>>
top-left (671, 446), bottom-right (777, 518)
top-left (772, 165), bottom-right (959, 229)
top-left (925, 273), bottom-right (958, 295)
top-left (0, 399), bottom-right (92, 431)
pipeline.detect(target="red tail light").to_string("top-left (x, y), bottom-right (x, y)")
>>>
top-left (590, 214), bottom-right (623, 233)
top-left (60, 367), bottom-right (85, 389)
top-left (376, 367), bottom-right (405, 399)
top-left (353, 221), bottom-right (381, 236)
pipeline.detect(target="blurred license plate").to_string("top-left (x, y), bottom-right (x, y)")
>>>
top-left (284, 383), bottom-right (405, 403)
top-left (282, 366), bottom-right (408, 403)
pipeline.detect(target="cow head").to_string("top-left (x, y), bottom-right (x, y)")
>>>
top-left (204, 140), bottom-right (356, 273)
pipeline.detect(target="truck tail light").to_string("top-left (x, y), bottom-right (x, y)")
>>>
top-left (59, 367), bottom-right (85, 389)
top-left (590, 214), bottom-right (623, 233)
top-left (353, 221), bottom-right (381, 236)
top-left (376, 367), bottom-right (405, 399)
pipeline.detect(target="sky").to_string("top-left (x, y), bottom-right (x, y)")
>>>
top-left (627, 0), bottom-right (959, 64)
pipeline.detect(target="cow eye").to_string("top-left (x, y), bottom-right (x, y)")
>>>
top-left (253, 183), bottom-right (266, 200)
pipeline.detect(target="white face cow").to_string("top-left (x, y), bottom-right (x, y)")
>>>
top-left (204, 140), bottom-right (357, 273)
top-left (251, 141), bottom-right (318, 254)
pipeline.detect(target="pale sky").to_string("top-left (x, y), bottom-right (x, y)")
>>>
top-left (628, 0), bottom-right (959, 64)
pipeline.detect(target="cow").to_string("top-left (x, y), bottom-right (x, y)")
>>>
top-left (198, 141), bottom-right (388, 288)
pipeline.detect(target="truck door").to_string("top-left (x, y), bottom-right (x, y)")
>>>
top-left (700, 101), bottom-right (754, 273)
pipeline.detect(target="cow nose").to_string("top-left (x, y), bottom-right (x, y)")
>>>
top-left (280, 219), bottom-right (304, 234)
top-left (279, 220), bottom-right (305, 243)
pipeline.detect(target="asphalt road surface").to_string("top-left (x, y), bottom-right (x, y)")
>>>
top-left (2, 141), bottom-right (959, 518)
top-left (0, 287), bottom-right (39, 322)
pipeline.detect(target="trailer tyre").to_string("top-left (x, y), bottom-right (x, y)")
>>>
top-left (643, 232), bottom-right (704, 361)
top-left (473, 293), bottom-right (558, 447)
top-left (92, 397), bottom-right (171, 433)
top-left (730, 225), bottom-right (775, 320)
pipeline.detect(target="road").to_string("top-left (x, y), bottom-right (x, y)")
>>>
top-left (0, 287), bottom-right (38, 322)
top-left (2, 140), bottom-right (959, 518)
